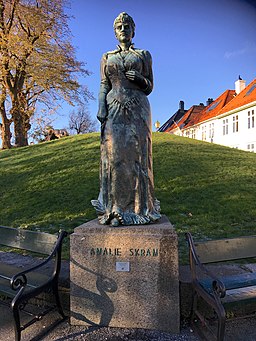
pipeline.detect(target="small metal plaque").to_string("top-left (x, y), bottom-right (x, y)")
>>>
top-left (116, 261), bottom-right (130, 272)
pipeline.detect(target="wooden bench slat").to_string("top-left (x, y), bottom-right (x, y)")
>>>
top-left (199, 272), bottom-right (256, 294)
top-left (0, 263), bottom-right (51, 298)
top-left (195, 235), bottom-right (256, 263)
top-left (223, 286), bottom-right (256, 304)
top-left (0, 227), bottom-right (67, 341)
top-left (186, 232), bottom-right (256, 341)
top-left (0, 226), bottom-right (58, 255)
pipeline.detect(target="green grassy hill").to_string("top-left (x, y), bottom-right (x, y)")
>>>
top-left (1, 133), bottom-right (256, 261)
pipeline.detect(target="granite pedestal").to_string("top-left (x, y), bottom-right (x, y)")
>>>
top-left (70, 215), bottom-right (179, 333)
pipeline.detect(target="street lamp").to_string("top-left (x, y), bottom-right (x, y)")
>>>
top-left (154, 120), bottom-right (160, 131)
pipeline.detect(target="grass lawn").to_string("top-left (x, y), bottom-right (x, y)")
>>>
top-left (1, 133), bottom-right (256, 262)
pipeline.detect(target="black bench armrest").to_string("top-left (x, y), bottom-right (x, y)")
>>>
top-left (186, 232), bottom-right (226, 298)
top-left (212, 279), bottom-right (226, 299)
top-left (10, 230), bottom-right (68, 292)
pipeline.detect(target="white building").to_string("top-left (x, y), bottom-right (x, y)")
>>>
top-left (161, 78), bottom-right (256, 153)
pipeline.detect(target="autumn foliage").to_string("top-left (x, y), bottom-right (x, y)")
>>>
top-left (0, 0), bottom-right (91, 148)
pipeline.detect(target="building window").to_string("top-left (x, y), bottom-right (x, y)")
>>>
top-left (191, 129), bottom-right (195, 139)
top-left (248, 110), bottom-right (255, 129)
top-left (233, 115), bottom-right (239, 133)
top-left (247, 143), bottom-right (255, 152)
top-left (209, 123), bottom-right (214, 139)
top-left (202, 125), bottom-right (206, 141)
top-left (223, 119), bottom-right (228, 135)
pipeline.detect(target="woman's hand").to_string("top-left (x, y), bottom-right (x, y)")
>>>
top-left (97, 107), bottom-right (108, 123)
top-left (125, 70), bottom-right (144, 83)
top-left (125, 70), bottom-right (148, 90)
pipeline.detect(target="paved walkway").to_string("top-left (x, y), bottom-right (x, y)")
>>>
top-left (0, 305), bottom-right (199, 340)
top-left (1, 252), bottom-right (256, 340)
top-left (1, 304), bottom-right (256, 340)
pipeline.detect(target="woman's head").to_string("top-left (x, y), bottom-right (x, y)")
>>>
top-left (113, 12), bottom-right (135, 43)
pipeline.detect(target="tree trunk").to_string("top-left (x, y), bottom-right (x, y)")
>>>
top-left (13, 109), bottom-right (28, 147)
top-left (13, 117), bottom-right (28, 147)
top-left (0, 101), bottom-right (12, 149)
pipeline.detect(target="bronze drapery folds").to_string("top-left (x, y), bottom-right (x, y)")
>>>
top-left (92, 12), bottom-right (161, 226)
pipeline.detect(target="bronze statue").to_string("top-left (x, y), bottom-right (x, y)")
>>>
top-left (92, 12), bottom-right (161, 226)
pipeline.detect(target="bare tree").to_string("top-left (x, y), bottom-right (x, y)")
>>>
top-left (29, 111), bottom-right (56, 143)
top-left (68, 106), bottom-right (97, 135)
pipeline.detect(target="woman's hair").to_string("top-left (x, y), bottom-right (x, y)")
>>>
top-left (113, 12), bottom-right (135, 36)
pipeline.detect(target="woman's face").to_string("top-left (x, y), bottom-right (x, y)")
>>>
top-left (114, 22), bottom-right (134, 44)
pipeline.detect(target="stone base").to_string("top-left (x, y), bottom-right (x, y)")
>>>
top-left (70, 215), bottom-right (180, 333)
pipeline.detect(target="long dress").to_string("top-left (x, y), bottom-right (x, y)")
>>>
top-left (92, 45), bottom-right (161, 226)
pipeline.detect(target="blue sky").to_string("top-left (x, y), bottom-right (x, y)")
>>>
top-left (55, 0), bottom-right (256, 131)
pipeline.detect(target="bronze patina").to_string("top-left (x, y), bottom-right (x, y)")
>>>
top-left (91, 12), bottom-right (161, 226)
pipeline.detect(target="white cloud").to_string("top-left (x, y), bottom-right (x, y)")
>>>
top-left (224, 42), bottom-right (256, 59)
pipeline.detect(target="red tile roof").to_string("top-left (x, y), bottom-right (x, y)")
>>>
top-left (166, 105), bottom-right (205, 132)
top-left (218, 78), bottom-right (256, 115)
top-left (165, 78), bottom-right (256, 134)
top-left (181, 90), bottom-right (235, 129)
top-left (196, 90), bottom-right (235, 125)
top-left (159, 108), bottom-right (187, 132)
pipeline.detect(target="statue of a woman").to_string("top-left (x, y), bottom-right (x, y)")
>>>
top-left (92, 12), bottom-right (161, 226)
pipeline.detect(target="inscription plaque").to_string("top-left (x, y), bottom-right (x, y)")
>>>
top-left (116, 261), bottom-right (130, 272)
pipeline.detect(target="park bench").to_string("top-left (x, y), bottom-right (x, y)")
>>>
top-left (186, 232), bottom-right (256, 341)
top-left (0, 225), bottom-right (68, 341)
